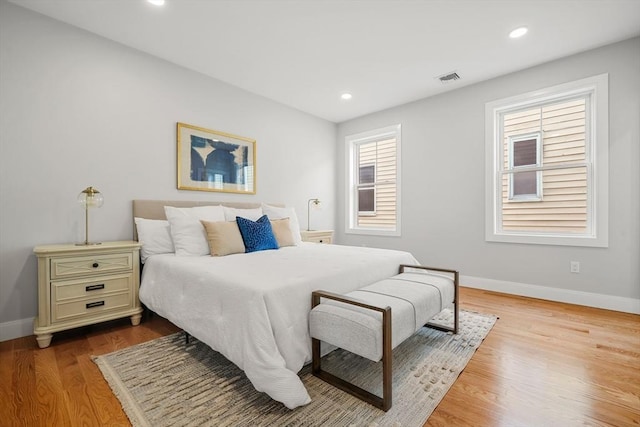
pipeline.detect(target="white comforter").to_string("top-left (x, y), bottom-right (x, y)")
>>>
top-left (139, 243), bottom-right (418, 409)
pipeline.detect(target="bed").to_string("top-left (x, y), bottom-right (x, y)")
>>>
top-left (133, 200), bottom-right (419, 409)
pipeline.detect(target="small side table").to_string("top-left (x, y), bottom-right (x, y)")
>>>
top-left (33, 241), bottom-right (143, 348)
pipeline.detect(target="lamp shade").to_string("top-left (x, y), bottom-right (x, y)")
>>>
top-left (77, 186), bottom-right (104, 208)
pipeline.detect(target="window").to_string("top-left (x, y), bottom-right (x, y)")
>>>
top-left (358, 164), bottom-right (376, 214)
top-left (508, 133), bottom-right (541, 200)
top-left (485, 74), bottom-right (609, 247)
top-left (346, 124), bottom-right (401, 236)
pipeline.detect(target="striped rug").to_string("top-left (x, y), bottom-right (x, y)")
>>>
top-left (93, 309), bottom-right (496, 427)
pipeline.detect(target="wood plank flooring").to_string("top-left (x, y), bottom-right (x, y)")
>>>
top-left (1, 287), bottom-right (638, 426)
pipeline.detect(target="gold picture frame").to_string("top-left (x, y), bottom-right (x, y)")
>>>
top-left (177, 122), bottom-right (256, 194)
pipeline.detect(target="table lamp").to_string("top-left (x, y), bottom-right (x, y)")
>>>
top-left (76, 186), bottom-right (104, 245)
top-left (307, 198), bottom-right (320, 231)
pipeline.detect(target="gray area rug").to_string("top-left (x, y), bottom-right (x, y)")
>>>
top-left (93, 309), bottom-right (496, 427)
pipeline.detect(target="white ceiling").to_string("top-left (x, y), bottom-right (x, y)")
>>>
top-left (8, 0), bottom-right (640, 123)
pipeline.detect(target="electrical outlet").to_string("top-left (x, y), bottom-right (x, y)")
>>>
top-left (570, 261), bottom-right (580, 273)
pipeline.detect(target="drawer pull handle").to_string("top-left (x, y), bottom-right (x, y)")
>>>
top-left (92, 262), bottom-right (99, 268)
top-left (86, 301), bottom-right (105, 309)
top-left (85, 284), bottom-right (105, 292)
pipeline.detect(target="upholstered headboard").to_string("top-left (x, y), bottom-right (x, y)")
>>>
top-left (132, 199), bottom-right (284, 239)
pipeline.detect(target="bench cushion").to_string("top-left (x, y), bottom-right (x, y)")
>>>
top-left (309, 271), bottom-right (455, 362)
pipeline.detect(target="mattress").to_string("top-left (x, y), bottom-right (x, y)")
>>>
top-left (139, 242), bottom-right (418, 409)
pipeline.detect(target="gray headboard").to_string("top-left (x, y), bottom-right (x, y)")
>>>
top-left (132, 199), bottom-right (284, 239)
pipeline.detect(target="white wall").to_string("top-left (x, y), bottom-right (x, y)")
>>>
top-left (0, 1), bottom-right (336, 338)
top-left (337, 37), bottom-right (640, 313)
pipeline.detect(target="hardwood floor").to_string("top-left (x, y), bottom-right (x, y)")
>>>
top-left (427, 289), bottom-right (640, 427)
top-left (1, 288), bottom-right (638, 426)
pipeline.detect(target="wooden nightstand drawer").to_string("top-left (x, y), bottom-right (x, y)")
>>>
top-left (52, 273), bottom-right (133, 302)
top-left (50, 252), bottom-right (133, 279)
top-left (301, 230), bottom-right (334, 244)
top-left (52, 292), bottom-right (133, 323)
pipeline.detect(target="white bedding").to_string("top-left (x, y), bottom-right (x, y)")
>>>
top-left (139, 243), bottom-right (418, 409)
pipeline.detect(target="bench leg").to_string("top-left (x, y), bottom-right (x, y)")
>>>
top-left (400, 265), bottom-right (459, 335)
top-left (381, 308), bottom-right (392, 411)
top-left (426, 292), bottom-right (458, 335)
top-left (311, 308), bottom-right (393, 411)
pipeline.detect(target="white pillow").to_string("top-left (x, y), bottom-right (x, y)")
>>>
top-left (134, 218), bottom-right (174, 263)
top-left (261, 203), bottom-right (302, 245)
top-left (164, 205), bottom-right (225, 256)
top-left (223, 206), bottom-right (263, 221)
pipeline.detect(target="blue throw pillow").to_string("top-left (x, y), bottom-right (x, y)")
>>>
top-left (236, 215), bottom-right (279, 253)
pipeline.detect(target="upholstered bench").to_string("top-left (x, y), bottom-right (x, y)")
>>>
top-left (309, 264), bottom-right (458, 411)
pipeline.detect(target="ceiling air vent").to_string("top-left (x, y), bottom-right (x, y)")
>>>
top-left (437, 71), bottom-right (460, 83)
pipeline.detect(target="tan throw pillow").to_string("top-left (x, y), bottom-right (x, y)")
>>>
top-left (270, 218), bottom-right (295, 247)
top-left (201, 220), bottom-right (245, 256)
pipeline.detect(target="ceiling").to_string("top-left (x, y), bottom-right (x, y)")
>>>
top-left (8, 0), bottom-right (640, 123)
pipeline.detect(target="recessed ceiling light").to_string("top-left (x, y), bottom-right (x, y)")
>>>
top-left (509, 27), bottom-right (528, 38)
top-left (147, 0), bottom-right (165, 6)
top-left (341, 93), bottom-right (352, 100)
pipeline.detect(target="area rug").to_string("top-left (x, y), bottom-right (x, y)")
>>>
top-left (93, 309), bottom-right (496, 427)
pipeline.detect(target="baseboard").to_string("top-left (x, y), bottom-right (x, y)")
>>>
top-left (461, 275), bottom-right (640, 314)
top-left (0, 317), bottom-right (34, 342)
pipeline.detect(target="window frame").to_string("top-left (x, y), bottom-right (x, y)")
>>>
top-left (485, 74), bottom-right (609, 247)
top-left (508, 132), bottom-right (542, 201)
top-left (357, 163), bottom-right (377, 215)
top-left (357, 186), bottom-right (376, 216)
top-left (346, 124), bottom-right (401, 236)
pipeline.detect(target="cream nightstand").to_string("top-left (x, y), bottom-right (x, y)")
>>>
top-left (300, 230), bottom-right (334, 244)
top-left (33, 241), bottom-right (143, 348)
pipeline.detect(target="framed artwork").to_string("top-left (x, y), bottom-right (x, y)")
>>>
top-left (177, 122), bottom-right (256, 194)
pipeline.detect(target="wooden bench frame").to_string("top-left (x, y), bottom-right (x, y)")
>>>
top-left (311, 264), bottom-right (459, 411)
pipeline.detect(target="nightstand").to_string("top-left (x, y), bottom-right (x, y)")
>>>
top-left (33, 241), bottom-right (143, 348)
top-left (300, 230), bottom-right (334, 244)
